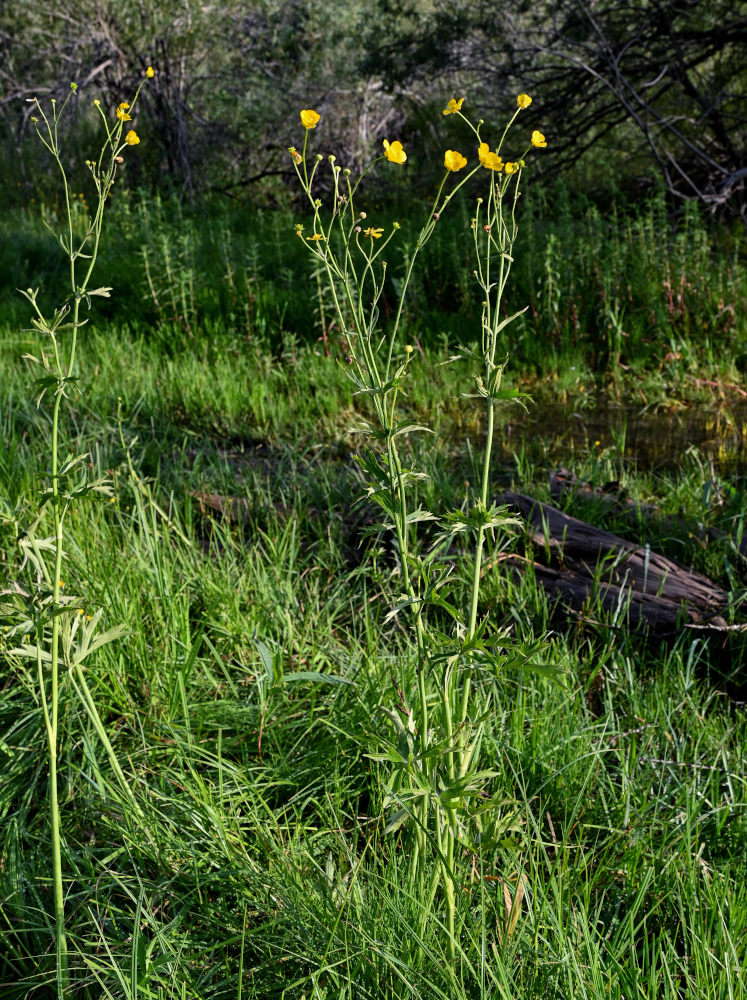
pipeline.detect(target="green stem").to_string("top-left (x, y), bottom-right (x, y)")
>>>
top-left (49, 384), bottom-right (69, 995)
top-left (468, 399), bottom-right (495, 639)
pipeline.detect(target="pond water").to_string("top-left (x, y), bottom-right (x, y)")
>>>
top-left (499, 393), bottom-right (747, 476)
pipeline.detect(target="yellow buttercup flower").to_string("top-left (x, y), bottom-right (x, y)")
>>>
top-left (504, 161), bottom-right (519, 174)
top-left (531, 130), bottom-right (547, 148)
top-left (517, 94), bottom-right (532, 109)
top-left (117, 102), bottom-right (131, 121)
top-left (125, 130), bottom-right (140, 145)
top-left (442, 97), bottom-right (465, 116)
top-left (478, 142), bottom-right (503, 171)
top-left (383, 139), bottom-right (407, 164)
top-left (364, 227), bottom-right (384, 238)
top-left (300, 109), bottom-right (320, 129)
top-left (444, 149), bottom-right (467, 172)
top-left (146, 66), bottom-right (155, 78)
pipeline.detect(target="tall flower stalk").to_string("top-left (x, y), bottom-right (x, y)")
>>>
top-left (9, 74), bottom-right (151, 994)
top-left (288, 94), bottom-right (550, 964)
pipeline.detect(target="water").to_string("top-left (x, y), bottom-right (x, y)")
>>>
top-left (500, 393), bottom-right (747, 475)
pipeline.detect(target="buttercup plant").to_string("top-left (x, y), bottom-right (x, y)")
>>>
top-left (2, 70), bottom-right (153, 994)
top-left (289, 95), bottom-right (553, 962)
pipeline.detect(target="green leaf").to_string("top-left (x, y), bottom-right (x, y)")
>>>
top-left (280, 671), bottom-right (353, 686)
top-left (8, 643), bottom-right (51, 662)
top-left (252, 636), bottom-right (276, 683)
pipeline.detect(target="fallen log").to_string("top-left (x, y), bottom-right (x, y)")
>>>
top-left (549, 467), bottom-right (747, 560)
top-left (497, 492), bottom-right (737, 635)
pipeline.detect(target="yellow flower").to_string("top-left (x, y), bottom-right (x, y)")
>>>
top-left (300, 109), bottom-right (320, 129)
top-left (146, 66), bottom-right (155, 78)
top-left (531, 130), bottom-right (547, 148)
top-left (125, 130), bottom-right (140, 145)
top-left (504, 161), bottom-right (519, 174)
top-left (306, 233), bottom-right (325, 241)
top-left (478, 142), bottom-right (503, 171)
top-left (117, 102), bottom-right (132, 121)
top-left (444, 149), bottom-right (467, 172)
top-left (517, 93), bottom-right (532, 109)
top-left (364, 227), bottom-right (384, 238)
top-left (442, 97), bottom-right (465, 116)
top-left (383, 139), bottom-right (407, 164)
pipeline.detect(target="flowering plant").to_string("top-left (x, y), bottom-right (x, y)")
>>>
top-left (286, 93), bottom-right (551, 963)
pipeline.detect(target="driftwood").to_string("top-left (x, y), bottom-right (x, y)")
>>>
top-left (497, 492), bottom-right (736, 635)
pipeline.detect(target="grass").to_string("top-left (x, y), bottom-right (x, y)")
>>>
top-left (0, 181), bottom-right (746, 996)
top-left (1, 183), bottom-right (744, 382)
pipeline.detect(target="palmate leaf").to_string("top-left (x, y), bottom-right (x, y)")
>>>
top-left (439, 502), bottom-right (523, 537)
top-left (7, 643), bottom-right (52, 663)
top-left (18, 532), bottom-right (58, 579)
top-left (62, 609), bottom-right (127, 670)
top-left (438, 769), bottom-right (499, 808)
top-left (376, 507), bottom-right (437, 535)
top-left (392, 422), bottom-right (433, 438)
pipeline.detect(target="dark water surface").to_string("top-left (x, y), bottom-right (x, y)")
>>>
top-left (499, 393), bottom-right (747, 476)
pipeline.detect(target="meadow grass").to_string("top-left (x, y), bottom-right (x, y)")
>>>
top-left (0, 185), bottom-right (744, 383)
top-left (1, 94), bottom-right (746, 995)
top-left (1, 312), bottom-right (745, 997)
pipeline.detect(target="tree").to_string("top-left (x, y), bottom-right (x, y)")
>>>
top-left (367, 0), bottom-right (747, 215)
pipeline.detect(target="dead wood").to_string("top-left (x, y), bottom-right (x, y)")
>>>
top-left (497, 492), bottom-right (738, 635)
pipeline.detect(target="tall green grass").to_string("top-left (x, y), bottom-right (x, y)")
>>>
top-left (1, 185), bottom-right (743, 380)
top-left (1, 328), bottom-right (745, 996)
